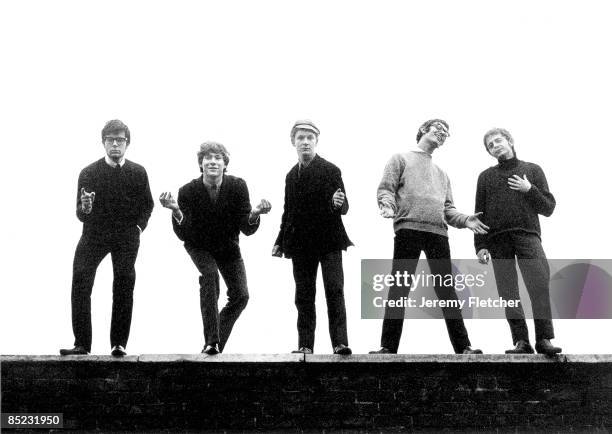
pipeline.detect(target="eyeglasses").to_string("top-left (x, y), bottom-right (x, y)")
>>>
top-left (104, 137), bottom-right (127, 145)
top-left (430, 123), bottom-right (450, 137)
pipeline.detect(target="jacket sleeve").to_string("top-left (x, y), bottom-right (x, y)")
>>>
top-left (136, 168), bottom-right (154, 232)
top-left (172, 185), bottom-right (190, 242)
top-left (377, 154), bottom-right (402, 212)
top-left (76, 167), bottom-right (93, 223)
top-left (237, 178), bottom-right (259, 236)
top-left (274, 174), bottom-right (290, 249)
top-left (329, 166), bottom-right (349, 215)
top-left (444, 176), bottom-right (469, 229)
top-left (524, 164), bottom-right (556, 217)
top-left (474, 172), bottom-right (488, 253)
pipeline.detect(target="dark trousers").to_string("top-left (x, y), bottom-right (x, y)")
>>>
top-left (291, 250), bottom-right (349, 351)
top-left (381, 229), bottom-right (471, 354)
top-left (71, 227), bottom-right (140, 352)
top-left (487, 232), bottom-right (554, 344)
top-left (186, 247), bottom-right (249, 351)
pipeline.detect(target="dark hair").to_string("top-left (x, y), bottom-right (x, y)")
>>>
top-left (416, 119), bottom-right (449, 143)
top-left (101, 119), bottom-right (130, 144)
top-left (197, 141), bottom-right (230, 172)
top-left (483, 128), bottom-right (514, 155)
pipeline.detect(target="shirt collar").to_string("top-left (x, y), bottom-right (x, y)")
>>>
top-left (202, 175), bottom-right (223, 189)
top-left (298, 153), bottom-right (317, 170)
top-left (104, 155), bottom-right (125, 168)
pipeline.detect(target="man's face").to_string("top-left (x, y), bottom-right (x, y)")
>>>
top-left (421, 122), bottom-right (450, 147)
top-left (292, 129), bottom-right (318, 161)
top-left (200, 152), bottom-right (226, 179)
top-left (103, 130), bottom-right (128, 161)
top-left (485, 133), bottom-right (514, 160)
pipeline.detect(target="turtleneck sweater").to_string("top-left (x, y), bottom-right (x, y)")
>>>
top-left (474, 156), bottom-right (555, 252)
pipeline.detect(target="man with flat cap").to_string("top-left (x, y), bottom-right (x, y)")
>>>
top-left (273, 120), bottom-right (353, 355)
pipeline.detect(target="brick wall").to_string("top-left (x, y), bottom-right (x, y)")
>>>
top-left (1, 354), bottom-right (611, 431)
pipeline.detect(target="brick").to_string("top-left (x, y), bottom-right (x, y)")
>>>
top-left (315, 390), bottom-right (356, 402)
top-left (475, 374), bottom-right (498, 389)
top-left (356, 390), bottom-right (395, 403)
top-left (591, 400), bottom-right (612, 415)
top-left (356, 402), bottom-right (379, 416)
top-left (372, 414), bottom-right (413, 429)
top-left (3, 354), bottom-right (611, 431)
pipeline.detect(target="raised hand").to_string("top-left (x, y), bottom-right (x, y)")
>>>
top-left (508, 174), bottom-right (531, 193)
top-left (159, 192), bottom-right (179, 210)
top-left (466, 212), bottom-right (489, 235)
top-left (477, 248), bottom-right (490, 264)
top-left (253, 199), bottom-right (272, 216)
top-left (332, 188), bottom-right (345, 209)
top-left (80, 188), bottom-right (96, 214)
top-left (379, 203), bottom-right (395, 218)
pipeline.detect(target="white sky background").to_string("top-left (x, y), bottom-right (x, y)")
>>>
top-left (1, 0), bottom-right (611, 355)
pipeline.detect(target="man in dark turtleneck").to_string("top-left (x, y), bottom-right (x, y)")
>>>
top-left (475, 128), bottom-right (561, 356)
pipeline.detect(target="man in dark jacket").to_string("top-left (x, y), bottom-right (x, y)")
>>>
top-left (273, 120), bottom-right (353, 355)
top-left (475, 128), bottom-right (561, 355)
top-left (160, 142), bottom-right (271, 354)
top-left (60, 119), bottom-right (154, 357)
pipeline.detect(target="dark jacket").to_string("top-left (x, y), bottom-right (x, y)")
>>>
top-left (173, 174), bottom-right (259, 260)
top-left (76, 158), bottom-right (154, 234)
top-left (275, 154), bottom-right (353, 257)
top-left (474, 157), bottom-right (556, 252)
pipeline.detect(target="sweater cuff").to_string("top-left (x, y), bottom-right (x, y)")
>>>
top-left (525, 183), bottom-right (540, 199)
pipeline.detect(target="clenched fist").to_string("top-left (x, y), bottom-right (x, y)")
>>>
top-left (81, 188), bottom-right (96, 214)
top-left (332, 188), bottom-right (345, 209)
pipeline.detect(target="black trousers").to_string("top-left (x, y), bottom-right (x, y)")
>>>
top-left (291, 250), bottom-right (349, 351)
top-left (487, 231), bottom-right (554, 344)
top-left (71, 227), bottom-right (140, 352)
top-left (186, 247), bottom-right (249, 352)
top-left (381, 229), bottom-right (471, 354)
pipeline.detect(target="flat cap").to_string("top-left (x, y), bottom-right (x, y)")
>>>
top-left (290, 119), bottom-right (320, 138)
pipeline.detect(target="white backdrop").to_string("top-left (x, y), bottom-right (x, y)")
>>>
top-left (1, 0), bottom-right (610, 355)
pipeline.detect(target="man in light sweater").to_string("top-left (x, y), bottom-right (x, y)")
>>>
top-left (370, 119), bottom-right (488, 355)
top-left (475, 128), bottom-right (560, 355)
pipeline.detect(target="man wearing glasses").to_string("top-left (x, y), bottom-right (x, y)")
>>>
top-left (60, 119), bottom-right (154, 357)
top-left (371, 119), bottom-right (487, 355)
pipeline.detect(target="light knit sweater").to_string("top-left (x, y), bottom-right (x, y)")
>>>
top-left (377, 151), bottom-right (469, 237)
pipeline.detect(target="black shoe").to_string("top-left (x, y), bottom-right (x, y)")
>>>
top-left (369, 347), bottom-right (393, 354)
top-left (59, 345), bottom-right (89, 356)
top-left (333, 344), bottom-right (352, 355)
top-left (505, 340), bottom-right (534, 354)
top-left (202, 344), bottom-right (220, 355)
top-left (111, 345), bottom-right (127, 357)
top-left (462, 346), bottom-right (483, 355)
top-left (291, 347), bottom-right (313, 354)
top-left (535, 339), bottom-right (562, 356)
